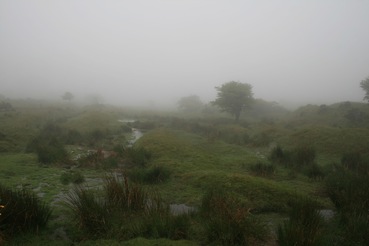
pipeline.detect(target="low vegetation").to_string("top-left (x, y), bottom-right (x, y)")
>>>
top-left (1, 99), bottom-right (369, 245)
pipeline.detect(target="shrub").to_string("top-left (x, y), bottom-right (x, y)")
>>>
top-left (0, 184), bottom-right (51, 239)
top-left (200, 188), bottom-right (268, 245)
top-left (249, 161), bottom-right (275, 177)
top-left (35, 138), bottom-right (69, 165)
top-left (277, 197), bottom-right (324, 246)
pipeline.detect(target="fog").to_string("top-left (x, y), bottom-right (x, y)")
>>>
top-left (1, 0), bottom-right (369, 108)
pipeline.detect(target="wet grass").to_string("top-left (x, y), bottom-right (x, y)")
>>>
top-left (2, 102), bottom-right (369, 245)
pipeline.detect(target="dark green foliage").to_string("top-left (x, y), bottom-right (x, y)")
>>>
top-left (131, 212), bottom-right (192, 241)
top-left (65, 186), bottom-right (110, 237)
top-left (35, 139), bottom-right (69, 165)
top-left (0, 184), bottom-right (51, 239)
top-left (65, 129), bottom-right (83, 144)
top-left (325, 167), bottom-right (369, 244)
top-left (270, 145), bottom-right (317, 170)
top-left (249, 161), bottom-right (275, 177)
top-left (250, 131), bottom-right (272, 147)
top-left (60, 170), bottom-right (85, 185)
top-left (104, 175), bottom-right (147, 212)
top-left (277, 197), bottom-right (324, 246)
top-left (0, 101), bottom-right (14, 112)
top-left (270, 145), bottom-right (284, 163)
top-left (66, 175), bottom-right (192, 241)
top-left (26, 123), bottom-right (70, 164)
top-left (305, 163), bottom-right (325, 180)
top-left (212, 81), bottom-right (254, 121)
top-left (344, 108), bottom-right (366, 124)
top-left (200, 188), bottom-right (267, 245)
top-left (292, 145), bottom-right (316, 167)
top-left (341, 151), bottom-right (369, 174)
top-left (129, 166), bottom-right (171, 184)
top-left (123, 146), bottom-right (152, 167)
top-left (360, 76), bottom-right (369, 102)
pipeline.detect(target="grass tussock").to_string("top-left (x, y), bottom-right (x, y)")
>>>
top-left (325, 166), bottom-right (369, 244)
top-left (65, 174), bottom-right (193, 241)
top-left (200, 187), bottom-right (268, 245)
top-left (0, 184), bottom-right (52, 240)
top-left (277, 197), bottom-right (324, 246)
top-left (128, 166), bottom-right (171, 184)
top-left (249, 161), bottom-right (275, 177)
top-left (60, 170), bottom-right (85, 185)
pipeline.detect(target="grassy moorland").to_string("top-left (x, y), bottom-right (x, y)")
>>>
top-left (0, 99), bottom-right (369, 245)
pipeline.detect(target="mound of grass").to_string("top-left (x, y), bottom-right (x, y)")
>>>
top-left (281, 126), bottom-right (369, 156)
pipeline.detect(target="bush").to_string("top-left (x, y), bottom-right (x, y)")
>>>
top-left (200, 188), bottom-right (268, 245)
top-left (277, 197), bottom-right (324, 246)
top-left (249, 161), bottom-right (275, 177)
top-left (0, 184), bottom-right (51, 239)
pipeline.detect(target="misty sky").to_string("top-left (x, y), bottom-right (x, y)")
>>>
top-left (1, 0), bottom-right (369, 107)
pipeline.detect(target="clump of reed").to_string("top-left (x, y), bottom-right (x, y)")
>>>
top-left (325, 163), bottom-right (369, 244)
top-left (200, 188), bottom-right (268, 245)
top-left (65, 174), bottom-right (192, 241)
top-left (128, 166), bottom-right (171, 184)
top-left (0, 184), bottom-right (51, 240)
top-left (60, 170), bottom-right (85, 185)
top-left (249, 161), bottom-right (275, 177)
top-left (277, 197), bottom-right (324, 246)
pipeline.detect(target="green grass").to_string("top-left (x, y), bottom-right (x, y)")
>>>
top-left (1, 100), bottom-right (368, 245)
top-left (137, 129), bottom-right (329, 211)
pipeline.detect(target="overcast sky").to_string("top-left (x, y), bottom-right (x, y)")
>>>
top-left (1, 0), bottom-right (369, 107)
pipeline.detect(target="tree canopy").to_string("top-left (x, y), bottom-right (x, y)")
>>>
top-left (177, 95), bottom-right (203, 113)
top-left (212, 81), bottom-right (254, 121)
top-left (360, 76), bottom-right (369, 102)
top-left (62, 91), bottom-right (74, 102)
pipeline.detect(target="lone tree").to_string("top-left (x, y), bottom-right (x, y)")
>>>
top-left (177, 95), bottom-right (204, 113)
top-left (62, 91), bottom-right (74, 102)
top-left (360, 76), bottom-right (369, 103)
top-left (212, 81), bottom-right (254, 121)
